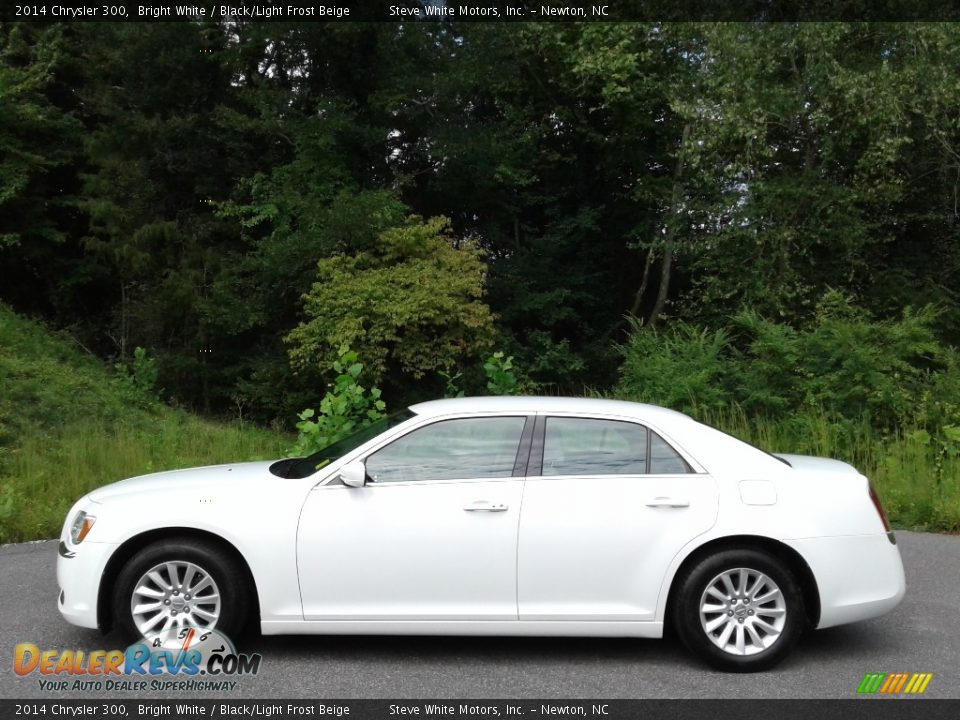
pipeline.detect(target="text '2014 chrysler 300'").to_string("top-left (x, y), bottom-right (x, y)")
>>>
top-left (57, 396), bottom-right (905, 672)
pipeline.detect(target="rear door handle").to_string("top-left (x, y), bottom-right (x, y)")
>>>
top-left (463, 501), bottom-right (508, 512)
top-left (645, 496), bottom-right (690, 508)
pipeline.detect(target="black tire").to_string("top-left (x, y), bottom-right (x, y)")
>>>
top-left (112, 538), bottom-right (250, 645)
top-left (673, 548), bottom-right (805, 672)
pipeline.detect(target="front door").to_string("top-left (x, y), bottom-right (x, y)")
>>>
top-left (297, 415), bottom-right (530, 620)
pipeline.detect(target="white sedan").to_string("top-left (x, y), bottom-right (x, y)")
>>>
top-left (58, 396), bottom-right (905, 671)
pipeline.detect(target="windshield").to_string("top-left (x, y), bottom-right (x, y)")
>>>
top-left (272, 409), bottom-right (416, 479)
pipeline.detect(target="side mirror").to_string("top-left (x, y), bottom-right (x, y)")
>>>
top-left (340, 459), bottom-right (367, 488)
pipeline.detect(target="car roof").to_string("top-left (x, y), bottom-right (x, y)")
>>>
top-left (408, 396), bottom-right (692, 423)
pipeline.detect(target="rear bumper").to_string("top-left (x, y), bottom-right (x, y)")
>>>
top-left (57, 539), bottom-right (118, 630)
top-left (787, 533), bottom-right (906, 629)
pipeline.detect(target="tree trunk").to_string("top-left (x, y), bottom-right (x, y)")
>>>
top-left (628, 247), bottom-right (656, 318)
top-left (119, 280), bottom-right (128, 361)
top-left (647, 122), bottom-right (692, 327)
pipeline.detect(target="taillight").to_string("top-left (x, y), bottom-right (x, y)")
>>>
top-left (869, 482), bottom-right (891, 532)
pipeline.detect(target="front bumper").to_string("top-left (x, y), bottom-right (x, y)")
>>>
top-left (57, 538), bottom-right (118, 630)
top-left (787, 532), bottom-right (906, 629)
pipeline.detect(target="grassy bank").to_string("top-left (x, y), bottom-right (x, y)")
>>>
top-left (0, 415), bottom-right (287, 543)
top-left (0, 304), bottom-right (289, 543)
top-left (699, 406), bottom-right (960, 533)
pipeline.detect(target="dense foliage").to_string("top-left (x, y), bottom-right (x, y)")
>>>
top-left (5, 21), bottom-right (960, 421)
top-left (619, 291), bottom-right (959, 430)
top-left (3, 21), bottom-right (960, 530)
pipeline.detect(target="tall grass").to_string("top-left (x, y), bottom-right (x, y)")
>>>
top-left (0, 304), bottom-right (291, 543)
top-left (0, 414), bottom-right (289, 544)
top-left (2, 401), bottom-right (957, 541)
top-left (698, 405), bottom-right (960, 533)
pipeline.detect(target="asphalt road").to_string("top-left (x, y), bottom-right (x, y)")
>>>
top-left (1, 531), bottom-right (957, 700)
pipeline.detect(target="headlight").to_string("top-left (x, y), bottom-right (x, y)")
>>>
top-left (69, 511), bottom-right (96, 544)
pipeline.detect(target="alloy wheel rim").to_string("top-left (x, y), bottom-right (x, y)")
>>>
top-left (130, 561), bottom-right (221, 638)
top-left (699, 567), bottom-right (787, 656)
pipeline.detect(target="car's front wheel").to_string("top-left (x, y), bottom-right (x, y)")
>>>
top-left (673, 549), bottom-right (805, 672)
top-left (113, 538), bottom-right (250, 644)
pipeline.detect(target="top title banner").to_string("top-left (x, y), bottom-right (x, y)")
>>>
top-left (6, 0), bottom-right (960, 22)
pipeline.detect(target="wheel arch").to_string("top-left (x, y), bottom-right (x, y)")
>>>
top-left (662, 534), bottom-right (821, 632)
top-left (97, 527), bottom-right (261, 634)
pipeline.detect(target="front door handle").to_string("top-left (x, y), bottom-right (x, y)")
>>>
top-left (645, 496), bottom-right (690, 508)
top-left (463, 501), bottom-right (508, 512)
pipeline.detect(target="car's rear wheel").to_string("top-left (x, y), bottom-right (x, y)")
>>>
top-left (113, 538), bottom-right (249, 644)
top-left (674, 549), bottom-right (805, 672)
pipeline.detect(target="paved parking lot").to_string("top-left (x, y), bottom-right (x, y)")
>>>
top-left (1, 531), bottom-right (956, 699)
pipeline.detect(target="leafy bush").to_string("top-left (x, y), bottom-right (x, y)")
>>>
top-left (484, 351), bottom-right (520, 396)
top-left (290, 345), bottom-right (386, 457)
top-left (286, 215), bottom-right (496, 384)
top-left (438, 367), bottom-right (465, 398)
top-left (513, 332), bottom-right (586, 392)
top-left (114, 346), bottom-right (160, 406)
top-left (618, 292), bottom-right (960, 430)
top-left (437, 351), bottom-right (529, 397)
top-left (732, 292), bottom-right (947, 426)
top-left (617, 317), bottom-right (732, 414)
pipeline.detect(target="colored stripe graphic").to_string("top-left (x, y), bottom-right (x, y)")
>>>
top-left (910, 673), bottom-right (933, 694)
top-left (857, 673), bottom-right (886, 693)
top-left (857, 672), bottom-right (933, 694)
top-left (879, 674), bottom-right (898, 693)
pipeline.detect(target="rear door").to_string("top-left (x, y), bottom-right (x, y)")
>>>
top-left (517, 414), bottom-right (718, 621)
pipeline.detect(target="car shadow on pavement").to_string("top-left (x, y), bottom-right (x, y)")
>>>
top-left (243, 619), bottom-right (898, 671)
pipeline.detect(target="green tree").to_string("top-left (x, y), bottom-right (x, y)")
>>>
top-left (0, 24), bottom-right (84, 316)
top-left (286, 215), bottom-right (496, 386)
top-left (379, 23), bottom-right (683, 388)
top-left (0, 25), bottom-right (80, 248)
top-left (674, 24), bottom-right (954, 325)
top-left (76, 21), bottom-right (267, 409)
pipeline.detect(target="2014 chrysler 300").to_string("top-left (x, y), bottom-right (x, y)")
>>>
top-left (58, 397), bottom-right (905, 671)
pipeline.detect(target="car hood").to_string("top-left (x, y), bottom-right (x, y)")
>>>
top-left (88, 461), bottom-right (277, 503)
